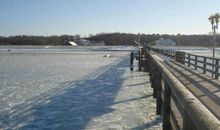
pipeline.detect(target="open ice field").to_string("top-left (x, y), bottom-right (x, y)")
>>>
top-left (0, 46), bottom-right (162, 130)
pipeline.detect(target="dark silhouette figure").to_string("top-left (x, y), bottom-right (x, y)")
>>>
top-left (130, 51), bottom-right (134, 71)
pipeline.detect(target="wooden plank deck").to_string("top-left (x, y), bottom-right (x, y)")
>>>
top-left (157, 56), bottom-right (220, 120)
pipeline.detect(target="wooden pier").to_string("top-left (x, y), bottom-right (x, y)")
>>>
top-left (138, 47), bottom-right (220, 130)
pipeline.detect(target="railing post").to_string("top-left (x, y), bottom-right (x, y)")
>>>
top-left (162, 80), bottom-right (171, 130)
top-left (151, 68), bottom-right (157, 98)
top-left (175, 51), bottom-right (179, 62)
top-left (182, 52), bottom-right (186, 64)
top-left (138, 49), bottom-right (141, 71)
top-left (141, 48), bottom-right (143, 68)
top-left (195, 56), bottom-right (197, 70)
top-left (188, 54), bottom-right (190, 67)
top-left (144, 50), bottom-right (148, 72)
top-left (183, 109), bottom-right (196, 130)
top-left (150, 66), bottom-right (155, 87)
top-left (172, 50), bottom-right (175, 57)
top-left (156, 73), bottom-right (162, 115)
top-left (215, 59), bottom-right (219, 79)
top-left (203, 57), bottom-right (206, 74)
top-left (153, 71), bottom-right (161, 99)
top-left (176, 51), bottom-right (185, 64)
top-left (145, 51), bottom-right (150, 72)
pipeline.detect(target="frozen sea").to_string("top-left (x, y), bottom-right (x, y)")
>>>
top-left (0, 46), bottom-right (162, 130)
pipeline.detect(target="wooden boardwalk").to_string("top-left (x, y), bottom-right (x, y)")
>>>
top-left (163, 59), bottom-right (220, 120)
top-left (153, 53), bottom-right (220, 120)
top-left (148, 51), bottom-right (220, 130)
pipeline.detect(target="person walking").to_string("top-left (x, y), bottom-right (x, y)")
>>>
top-left (130, 51), bottom-right (134, 71)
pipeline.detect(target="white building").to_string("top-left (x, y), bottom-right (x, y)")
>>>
top-left (80, 39), bottom-right (92, 46)
top-left (67, 41), bottom-right (78, 46)
top-left (155, 38), bottom-right (176, 46)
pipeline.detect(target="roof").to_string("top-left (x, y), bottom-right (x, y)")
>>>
top-left (68, 41), bottom-right (78, 46)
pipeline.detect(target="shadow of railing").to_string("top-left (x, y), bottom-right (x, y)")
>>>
top-left (113, 94), bottom-right (152, 105)
top-left (1, 57), bottom-right (129, 130)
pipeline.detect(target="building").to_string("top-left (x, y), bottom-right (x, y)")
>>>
top-left (155, 38), bottom-right (176, 46)
top-left (66, 41), bottom-right (78, 46)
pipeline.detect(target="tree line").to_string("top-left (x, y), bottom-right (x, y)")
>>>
top-left (0, 35), bottom-right (75, 45)
top-left (87, 33), bottom-right (220, 46)
top-left (1, 33), bottom-right (220, 46)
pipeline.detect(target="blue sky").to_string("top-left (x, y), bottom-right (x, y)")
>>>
top-left (0, 0), bottom-right (220, 36)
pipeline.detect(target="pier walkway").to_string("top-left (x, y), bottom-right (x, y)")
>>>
top-left (152, 50), bottom-right (220, 120)
top-left (143, 49), bottom-right (220, 130)
top-left (162, 56), bottom-right (220, 120)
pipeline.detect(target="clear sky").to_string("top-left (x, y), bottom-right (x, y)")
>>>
top-left (0, 0), bottom-right (220, 36)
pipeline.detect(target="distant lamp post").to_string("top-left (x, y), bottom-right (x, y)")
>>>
top-left (208, 13), bottom-right (220, 77)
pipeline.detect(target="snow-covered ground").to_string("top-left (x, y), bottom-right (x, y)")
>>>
top-left (0, 47), bottom-right (161, 129)
top-left (0, 46), bottom-right (136, 53)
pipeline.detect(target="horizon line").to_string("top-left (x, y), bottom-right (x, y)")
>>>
top-left (0, 32), bottom-right (215, 37)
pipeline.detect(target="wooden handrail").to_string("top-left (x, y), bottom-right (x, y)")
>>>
top-left (148, 53), bottom-right (220, 130)
top-left (149, 47), bottom-right (220, 79)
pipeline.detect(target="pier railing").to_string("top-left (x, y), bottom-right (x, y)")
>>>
top-left (150, 47), bottom-right (220, 79)
top-left (184, 53), bottom-right (220, 79)
top-left (140, 48), bottom-right (220, 130)
top-left (150, 48), bottom-right (175, 58)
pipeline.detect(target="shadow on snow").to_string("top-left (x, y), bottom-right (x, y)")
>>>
top-left (1, 57), bottom-right (129, 130)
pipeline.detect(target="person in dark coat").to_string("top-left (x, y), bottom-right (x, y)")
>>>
top-left (130, 51), bottom-right (134, 71)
